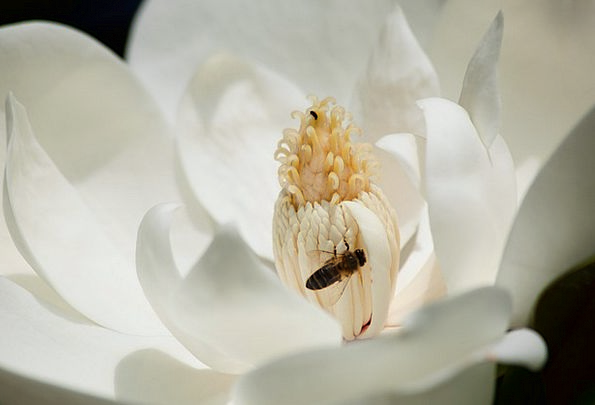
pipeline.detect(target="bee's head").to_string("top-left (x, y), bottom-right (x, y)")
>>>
top-left (355, 249), bottom-right (366, 267)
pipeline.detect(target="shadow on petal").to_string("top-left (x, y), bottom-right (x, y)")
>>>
top-left (0, 367), bottom-right (117, 405)
top-left (114, 349), bottom-right (236, 405)
top-left (136, 205), bottom-right (342, 374)
top-left (340, 362), bottom-right (494, 405)
top-left (5, 273), bottom-right (90, 325)
top-left (232, 287), bottom-right (510, 405)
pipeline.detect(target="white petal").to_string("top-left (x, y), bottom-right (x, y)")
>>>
top-left (136, 204), bottom-right (342, 374)
top-left (127, 0), bottom-right (396, 123)
top-left (0, 22), bottom-right (180, 246)
top-left (4, 94), bottom-right (166, 335)
top-left (338, 363), bottom-right (495, 405)
top-left (354, 5), bottom-right (440, 141)
top-left (0, 187), bottom-right (34, 279)
top-left (376, 133), bottom-right (422, 190)
top-left (0, 230), bottom-right (33, 278)
top-left (459, 12), bottom-right (503, 148)
top-left (176, 53), bottom-right (305, 259)
top-left (233, 287), bottom-right (511, 405)
top-left (0, 277), bottom-right (235, 405)
top-left (0, 22), bottom-right (188, 333)
top-left (497, 105), bottom-right (595, 326)
top-left (0, 373), bottom-right (120, 405)
top-left (387, 253), bottom-right (444, 327)
top-left (420, 97), bottom-right (516, 293)
top-left (342, 202), bottom-right (394, 338)
top-left (388, 207), bottom-right (446, 326)
top-left (374, 143), bottom-right (425, 247)
top-left (0, 23), bottom-right (180, 283)
top-left (5, 273), bottom-right (88, 323)
top-left (374, 132), bottom-right (427, 250)
top-left (486, 329), bottom-right (547, 372)
top-left (394, 204), bottom-right (434, 293)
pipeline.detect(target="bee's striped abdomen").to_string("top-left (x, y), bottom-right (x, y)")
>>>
top-left (306, 264), bottom-right (344, 290)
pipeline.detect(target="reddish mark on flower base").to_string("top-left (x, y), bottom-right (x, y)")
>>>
top-left (359, 317), bottom-right (372, 336)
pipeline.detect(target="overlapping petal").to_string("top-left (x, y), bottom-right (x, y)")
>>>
top-left (388, 207), bottom-right (446, 326)
top-left (0, 23), bottom-right (177, 237)
top-left (353, 5), bottom-right (439, 142)
top-left (432, 0), bottom-right (595, 192)
top-left (0, 22), bottom-right (181, 334)
top-left (136, 204), bottom-right (342, 374)
top-left (127, 0), bottom-right (397, 122)
top-left (374, 137), bottom-right (425, 246)
top-left (4, 94), bottom-right (166, 335)
top-left (497, 104), bottom-right (595, 326)
top-left (459, 11), bottom-right (502, 148)
top-left (342, 202), bottom-right (394, 338)
top-left (376, 133), bottom-right (421, 190)
top-left (233, 287), bottom-right (544, 405)
top-left (0, 277), bottom-right (234, 405)
top-left (420, 97), bottom-right (516, 293)
top-left (176, 54), bottom-right (305, 258)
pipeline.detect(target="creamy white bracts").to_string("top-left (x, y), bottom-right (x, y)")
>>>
top-left (273, 97), bottom-right (400, 340)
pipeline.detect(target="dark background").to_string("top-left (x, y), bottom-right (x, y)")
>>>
top-left (0, 1), bottom-right (143, 56)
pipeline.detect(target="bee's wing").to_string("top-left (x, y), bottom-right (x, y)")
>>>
top-left (316, 275), bottom-right (351, 307)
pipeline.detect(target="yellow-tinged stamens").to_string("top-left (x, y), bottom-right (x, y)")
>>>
top-left (275, 96), bottom-right (378, 207)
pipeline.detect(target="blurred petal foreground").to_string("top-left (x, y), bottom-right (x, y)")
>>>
top-left (1, 1), bottom-right (594, 404)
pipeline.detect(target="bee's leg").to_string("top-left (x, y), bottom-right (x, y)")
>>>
top-left (343, 239), bottom-right (350, 252)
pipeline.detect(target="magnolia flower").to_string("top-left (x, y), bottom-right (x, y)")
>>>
top-left (0, 1), bottom-right (594, 404)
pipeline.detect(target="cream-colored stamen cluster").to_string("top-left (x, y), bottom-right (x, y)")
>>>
top-left (275, 96), bottom-right (378, 207)
top-left (273, 97), bottom-right (400, 340)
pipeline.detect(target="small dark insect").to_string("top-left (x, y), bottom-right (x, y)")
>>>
top-left (306, 242), bottom-right (366, 303)
top-left (309, 110), bottom-right (318, 120)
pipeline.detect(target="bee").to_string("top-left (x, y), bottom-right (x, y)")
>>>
top-left (306, 242), bottom-right (366, 304)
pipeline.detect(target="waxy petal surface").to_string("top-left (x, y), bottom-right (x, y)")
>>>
top-left (374, 135), bottom-right (426, 248)
top-left (343, 202), bottom-right (394, 338)
top-left (233, 287), bottom-right (511, 405)
top-left (0, 23), bottom-right (179, 245)
top-left (176, 54), bottom-right (305, 259)
top-left (354, 6), bottom-right (439, 141)
top-left (459, 12), bottom-right (503, 148)
top-left (420, 98), bottom-right (516, 293)
top-left (388, 207), bottom-right (446, 326)
top-left (0, 277), bottom-right (234, 405)
top-left (4, 94), bottom-right (166, 335)
top-left (0, 22), bottom-right (184, 334)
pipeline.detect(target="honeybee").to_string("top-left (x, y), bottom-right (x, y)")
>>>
top-left (306, 242), bottom-right (366, 305)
